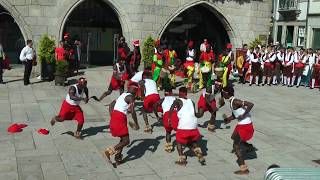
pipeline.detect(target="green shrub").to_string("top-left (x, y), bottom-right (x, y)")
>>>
top-left (142, 36), bottom-right (155, 68)
top-left (38, 35), bottom-right (56, 64)
top-left (55, 60), bottom-right (68, 74)
top-left (249, 37), bottom-right (263, 49)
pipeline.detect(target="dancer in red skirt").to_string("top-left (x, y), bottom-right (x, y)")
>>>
top-left (127, 67), bottom-right (151, 99)
top-left (98, 58), bottom-right (128, 101)
top-left (154, 86), bottom-right (178, 153)
top-left (221, 84), bottom-right (255, 175)
top-left (169, 87), bottom-right (205, 166)
top-left (51, 77), bottom-right (89, 139)
top-left (139, 71), bottom-right (161, 133)
top-left (104, 85), bottom-right (139, 167)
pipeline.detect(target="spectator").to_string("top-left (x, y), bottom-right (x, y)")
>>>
top-left (19, 40), bottom-right (36, 86)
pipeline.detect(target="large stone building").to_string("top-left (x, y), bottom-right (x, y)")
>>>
top-left (0, 0), bottom-right (272, 65)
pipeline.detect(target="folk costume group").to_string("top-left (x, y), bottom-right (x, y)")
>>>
top-left (50, 38), bottom-right (256, 175)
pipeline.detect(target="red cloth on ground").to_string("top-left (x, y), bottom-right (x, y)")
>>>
top-left (58, 100), bottom-right (84, 125)
top-left (143, 94), bottom-right (162, 112)
top-left (234, 123), bottom-right (254, 142)
top-left (176, 129), bottom-right (201, 145)
top-left (110, 110), bottom-right (128, 137)
top-left (197, 95), bottom-right (216, 112)
top-left (162, 111), bottom-right (178, 133)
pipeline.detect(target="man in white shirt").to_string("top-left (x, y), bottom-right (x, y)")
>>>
top-left (19, 40), bottom-right (36, 85)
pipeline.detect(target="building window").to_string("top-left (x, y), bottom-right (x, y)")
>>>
top-left (297, 26), bottom-right (305, 47)
top-left (286, 26), bottom-right (294, 47)
top-left (313, 29), bottom-right (320, 50)
top-left (277, 26), bottom-right (282, 44)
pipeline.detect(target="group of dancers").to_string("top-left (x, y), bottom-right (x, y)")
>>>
top-left (49, 39), bottom-right (256, 175)
top-left (237, 44), bottom-right (320, 89)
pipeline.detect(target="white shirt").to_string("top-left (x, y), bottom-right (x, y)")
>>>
top-left (200, 43), bottom-right (207, 52)
top-left (307, 54), bottom-right (316, 66)
top-left (277, 52), bottom-right (285, 62)
top-left (114, 93), bottom-right (131, 114)
top-left (177, 98), bottom-right (198, 130)
top-left (186, 49), bottom-right (195, 61)
top-left (249, 53), bottom-right (259, 63)
top-left (265, 52), bottom-right (276, 63)
top-left (19, 46), bottom-right (35, 62)
top-left (283, 52), bottom-right (295, 65)
top-left (65, 85), bottom-right (83, 106)
top-left (130, 71), bottom-right (143, 83)
top-left (162, 96), bottom-right (176, 113)
top-left (229, 97), bottom-right (252, 125)
top-left (144, 79), bottom-right (158, 96)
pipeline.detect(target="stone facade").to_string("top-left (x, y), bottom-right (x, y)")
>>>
top-left (1, 0), bottom-right (272, 49)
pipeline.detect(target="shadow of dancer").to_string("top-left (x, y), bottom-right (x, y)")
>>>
top-left (184, 138), bottom-right (208, 157)
top-left (61, 125), bottom-right (109, 139)
top-left (123, 135), bottom-right (165, 162)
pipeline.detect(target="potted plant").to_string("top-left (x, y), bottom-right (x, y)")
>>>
top-left (142, 36), bottom-right (155, 68)
top-left (55, 60), bottom-right (68, 86)
top-left (38, 35), bottom-right (56, 81)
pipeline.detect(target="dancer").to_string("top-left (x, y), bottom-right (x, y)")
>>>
top-left (249, 47), bottom-right (260, 86)
top-left (126, 40), bottom-right (141, 77)
top-left (51, 77), bottom-right (89, 139)
top-left (98, 58), bottom-right (128, 101)
top-left (283, 47), bottom-right (295, 87)
top-left (127, 67), bottom-right (151, 99)
top-left (104, 85), bottom-right (140, 167)
top-left (163, 44), bottom-right (177, 87)
top-left (292, 48), bottom-right (306, 87)
top-left (169, 87), bottom-right (205, 166)
top-left (221, 84), bottom-right (255, 175)
top-left (199, 44), bottom-right (214, 89)
top-left (154, 85), bottom-right (178, 153)
top-left (311, 49), bottom-right (320, 89)
top-left (274, 47), bottom-right (285, 85)
top-left (139, 71), bottom-right (161, 133)
top-left (262, 45), bottom-right (276, 86)
top-left (153, 46), bottom-right (164, 89)
top-left (184, 41), bottom-right (196, 91)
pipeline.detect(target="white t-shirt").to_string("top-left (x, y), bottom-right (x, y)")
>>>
top-left (65, 85), bottom-right (83, 106)
top-left (114, 93), bottom-right (131, 114)
top-left (130, 71), bottom-right (143, 83)
top-left (144, 79), bottom-right (158, 96)
top-left (162, 96), bottom-right (176, 113)
top-left (19, 46), bottom-right (35, 62)
top-left (177, 98), bottom-right (197, 130)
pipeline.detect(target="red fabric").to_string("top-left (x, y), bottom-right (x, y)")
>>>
top-left (55, 47), bottom-right (65, 61)
top-left (226, 43), bottom-right (232, 49)
top-left (243, 62), bottom-right (250, 69)
top-left (152, 63), bottom-right (156, 73)
top-left (118, 47), bottom-right (127, 59)
top-left (294, 63), bottom-right (304, 69)
top-left (133, 40), bottom-right (139, 46)
top-left (234, 123), bottom-right (254, 142)
top-left (143, 94), bottom-right (162, 112)
top-left (162, 111), bottom-right (178, 133)
top-left (3, 57), bottom-right (10, 69)
top-left (188, 41), bottom-right (194, 48)
top-left (110, 110), bottom-right (128, 137)
top-left (176, 129), bottom-right (201, 145)
top-left (7, 124), bottom-right (26, 133)
top-left (38, 128), bottom-right (49, 135)
top-left (197, 95), bottom-right (216, 112)
top-left (183, 61), bottom-right (194, 69)
top-left (199, 52), bottom-right (213, 63)
top-left (264, 62), bottom-right (274, 69)
top-left (58, 100), bottom-right (84, 125)
top-left (110, 76), bottom-right (125, 90)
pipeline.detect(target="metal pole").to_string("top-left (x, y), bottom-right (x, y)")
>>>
top-left (87, 32), bottom-right (91, 68)
top-left (305, 0), bottom-right (310, 48)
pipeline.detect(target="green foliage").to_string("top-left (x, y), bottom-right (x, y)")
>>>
top-left (55, 60), bottom-right (68, 74)
top-left (142, 36), bottom-right (155, 68)
top-left (38, 35), bottom-right (56, 64)
top-left (249, 37), bottom-right (263, 49)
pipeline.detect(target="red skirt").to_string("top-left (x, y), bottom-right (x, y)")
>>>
top-left (110, 110), bottom-right (128, 137)
top-left (197, 95), bottom-right (216, 112)
top-left (110, 76), bottom-right (124, 90)
top-left (58, 100), bottom-right (84, 125)
top-left (143, 94), bottom-right (162, 112)
top-left (176, 129), bottom-right (201, 145)
top-left (234, 123), bottom-right (254, 142)
top-left (264, 62), bottom-right (274, 69)
top-left (162, 111), bottom-right (178, 133)
top-left (294, 63), bottom-right (304, 69)
top-left (184, 61), bottom-right (194, 69)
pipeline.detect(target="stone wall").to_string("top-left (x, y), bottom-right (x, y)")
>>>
top-left (1, 0), bottom-right (272, 49)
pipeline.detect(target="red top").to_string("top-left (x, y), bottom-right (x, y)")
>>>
top-left (55, 47), bottom-right (65, 61)
top-left (200, 51), bottom-right (214, 63)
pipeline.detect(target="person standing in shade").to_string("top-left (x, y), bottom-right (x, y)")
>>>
top-left (19, 40), bottom-right (36, 85)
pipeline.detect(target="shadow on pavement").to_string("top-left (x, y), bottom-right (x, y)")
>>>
top-left (61, 125), bottom-right (109, 139)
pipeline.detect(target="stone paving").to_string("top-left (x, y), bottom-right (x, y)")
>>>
top-left (0, 66), bottom-right (320, 180)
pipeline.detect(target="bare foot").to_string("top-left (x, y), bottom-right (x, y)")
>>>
top-left (74, 131), bottom-right (81, 139)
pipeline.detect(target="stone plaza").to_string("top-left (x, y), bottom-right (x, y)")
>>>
top-left (0, 66), bottom-right (319, 180)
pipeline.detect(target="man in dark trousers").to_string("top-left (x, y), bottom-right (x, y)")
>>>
top-left (19, 40), bottom-right (36, 85)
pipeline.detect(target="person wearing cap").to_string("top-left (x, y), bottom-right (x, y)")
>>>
top-left (104, 85), bottom-right (139, 167)
top-left (184, 40), bottom-right (196, 91)
top-left (221, 84), bottom-right (255, 175)
top-left (139, 71), bottom-right (161, 133)
top-left (51, 77), bottom-right (89, 139)
top-left (283, 47), bottom-right (295, 87)
top-left (154, 81), bottom-right (178, 153)
top-left (127, 40), bottom-right (141, 77)
top-left (292, 48), bottom-right (306, 87)
top-left (97, 58), bottom-right (128, 101)
top-left (169, 87), bottom-right (205, 166)
top-left (199, 44), bottom-right (214, 89)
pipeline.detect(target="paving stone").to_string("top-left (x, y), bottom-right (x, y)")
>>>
top-left (41, 162), bottom-right (68, 180)
top-left (18, 163), bottom-right (44, 180)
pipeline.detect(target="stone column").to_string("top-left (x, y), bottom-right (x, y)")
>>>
top-left (281, 25), bottom-right (287, 46)
top-left (293, 25), bottom-right (298, 47)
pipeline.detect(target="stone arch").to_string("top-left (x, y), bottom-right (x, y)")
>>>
top-left (0, 0), bottom-right (32, 41)
top-left (57, 0), bottom-right (131, 42)
top-left (158, 0), bottom-right (242, 49)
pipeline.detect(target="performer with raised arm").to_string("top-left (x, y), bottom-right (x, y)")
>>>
top-left (98, 58), bottom-right (128, 101)
top-left (169, 87), bottom-right (205, 166)
top-left (51, 77), bottom-right (89, 139)
top-left (221, 84), bottom-right (255, 175)
top-left (104, 85), bottom-right (140, 167)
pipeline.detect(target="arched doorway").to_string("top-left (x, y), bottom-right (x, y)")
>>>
top-left (0, 5), bottom-right (25, 63)
top-left (160, 4), bottom-right (232, 60)
top-left (62, 0), bottom-right (122, 66)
